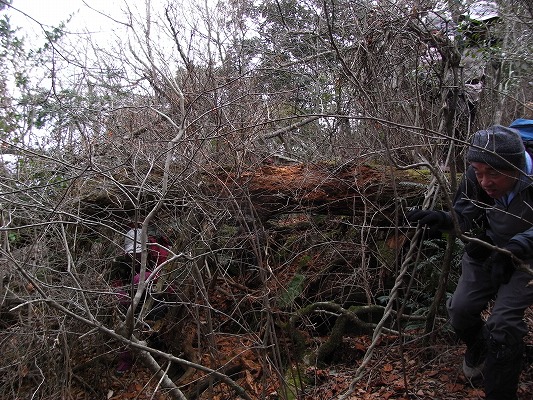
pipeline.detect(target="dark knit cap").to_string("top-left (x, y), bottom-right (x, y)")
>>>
top-left (466, 125), bottom-right (525, 171)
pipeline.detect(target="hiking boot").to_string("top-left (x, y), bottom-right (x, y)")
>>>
top-left (463, 355), bottom-right (484, 381)
top-left (463, 339), bottom-right (487, 381)
top-left (483, 337), bottom-right (523, 400)
top-left (453, 322), bottom-right (487, 381)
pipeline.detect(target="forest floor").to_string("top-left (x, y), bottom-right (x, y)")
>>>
top-left (73, 309), bottom-right (533, 400)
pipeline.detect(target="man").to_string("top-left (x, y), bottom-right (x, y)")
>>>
top-left (408, 125), bottom-right (533, 399)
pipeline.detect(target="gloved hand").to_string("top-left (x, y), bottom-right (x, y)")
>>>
top-left (490, 242), bottom-right (525, 286)
top-left (465, 234), bottom-right (493, 261)
top-left (406, 209), bottom-right (452, 237)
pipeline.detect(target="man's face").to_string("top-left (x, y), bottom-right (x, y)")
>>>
top-left (471, 162), bottom-right (519, 199)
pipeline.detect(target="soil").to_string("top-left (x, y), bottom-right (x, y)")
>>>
top-left (68, 306), bottom-right (533, 400)
top-left (71, 324), bottom-right (533, 400)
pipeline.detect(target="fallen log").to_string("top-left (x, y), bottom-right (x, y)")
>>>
top-left (69, 161), bottom-right (431, 222)
top-left (213, 162), bottom-right (430, 221)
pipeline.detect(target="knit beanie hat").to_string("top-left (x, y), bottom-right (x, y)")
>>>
top-left (466, 125), bottom-right (525, 171)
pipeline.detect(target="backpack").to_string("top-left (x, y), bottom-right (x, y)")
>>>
top-left (147, 234), bottom-right (171, 267)
top-left (510, 119), bottom-right (533, 155)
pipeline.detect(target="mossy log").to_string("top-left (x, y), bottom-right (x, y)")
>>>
top-left (69, 162), bottom-right (430, 221)
top-left (315, 314), bottom-right (349, 366)
top-left (287, 302), bottom-right (391, 365)
top-left (287, 301), bottom-right (428, 365)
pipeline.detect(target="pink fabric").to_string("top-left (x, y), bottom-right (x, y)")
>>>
top-left (113, 271), bottom-right (156, 306)
top-left (116, 349), bottom-right (133, 373)
top-left (133, 271), bottom-right (153, 285)
top-left (148, 235), bottom-right (171, 267)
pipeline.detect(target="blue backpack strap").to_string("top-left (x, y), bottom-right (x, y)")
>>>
top-left (510, 119), bottom-right (533, 141)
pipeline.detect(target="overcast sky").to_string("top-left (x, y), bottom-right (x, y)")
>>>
top-left (7, 0), bottom-right (128, 42)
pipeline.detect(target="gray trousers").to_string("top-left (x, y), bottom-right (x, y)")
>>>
top-left (447, 253), bottom-right (533, 346)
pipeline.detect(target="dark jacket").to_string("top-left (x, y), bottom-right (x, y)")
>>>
top-left (453, 166), bottom-right (533, 256)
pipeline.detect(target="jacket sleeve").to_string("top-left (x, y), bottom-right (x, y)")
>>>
top-left (506, 204), bottom-right (533, 259)
top-left (507, 232), bottom-right (533, 259)
top-left (452, 166), bottom-right (491, 233)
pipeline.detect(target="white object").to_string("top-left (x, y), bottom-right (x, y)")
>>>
top-left (124, 228), bottom-right (144, 254)
top-left (467, 1), bottom-right (499, 21)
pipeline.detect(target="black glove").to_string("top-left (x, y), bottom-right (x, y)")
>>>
top-left (490, 242), bottom-right (525, 286)
top-left (407, 209), bottom-right (452, 237)
top-left (465, 234), bottom-right (493, 261)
